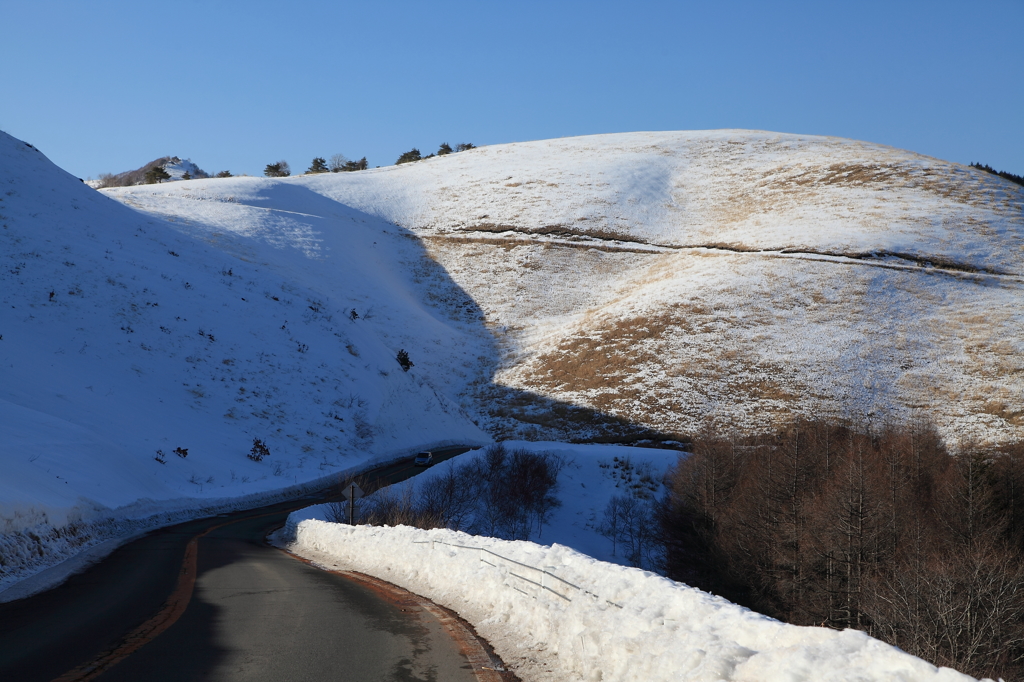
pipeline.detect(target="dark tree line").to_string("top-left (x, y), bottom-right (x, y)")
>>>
top-left (970, 162), bottom-right (1024, 188)
top-left (659, 419), bottom-right (1024, 679)
top-left (396, 142), bottom-right (475, 165)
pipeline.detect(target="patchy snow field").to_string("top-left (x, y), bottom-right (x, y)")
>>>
top-left (106, 130), bottom-right (1024, 445)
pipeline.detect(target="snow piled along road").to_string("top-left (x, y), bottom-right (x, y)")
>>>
top-left (279, 442), bottom-right (981, 681)
top-left (281, 521), bottom-right (977, 682)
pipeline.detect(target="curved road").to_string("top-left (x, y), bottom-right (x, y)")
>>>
top-left (0, 447), bottom-right (497, 681)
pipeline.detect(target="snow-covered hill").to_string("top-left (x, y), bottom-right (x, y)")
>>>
top-left (0, 131), bottom-right (489, 592)
top-left (3, 127), bottom-right (1023, 597)
top-left (107, 131), bottom-right (1024, 445)
top-left (87, 155), bottom-right (210, 188)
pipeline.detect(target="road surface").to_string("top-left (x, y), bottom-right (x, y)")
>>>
top-left (0, 447), bottom-right (494, 681)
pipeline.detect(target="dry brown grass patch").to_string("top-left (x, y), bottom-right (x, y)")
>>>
top-left (982, 401), bottom-right (1024, 426)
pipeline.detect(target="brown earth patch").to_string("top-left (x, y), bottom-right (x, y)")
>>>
top-left (982, 401), bottom-right (1024, 426)
top-left (509, 305), bottom-right (817, 434)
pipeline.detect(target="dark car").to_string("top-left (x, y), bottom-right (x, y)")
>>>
top-left (414, 451), bottom-right (433, 466)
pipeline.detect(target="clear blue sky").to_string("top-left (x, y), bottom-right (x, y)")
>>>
top-left (1, 0), bottom-right (1021, 179)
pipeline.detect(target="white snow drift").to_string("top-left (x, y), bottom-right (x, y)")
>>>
top-left (279, 508), bottom-right (979, 682)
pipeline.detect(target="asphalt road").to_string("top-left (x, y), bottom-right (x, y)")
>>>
top-left (0, 447), bottom-right (479, 682)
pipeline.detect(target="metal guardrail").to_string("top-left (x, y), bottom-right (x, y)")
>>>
top-left (413, 539), bottom-right (623, 608)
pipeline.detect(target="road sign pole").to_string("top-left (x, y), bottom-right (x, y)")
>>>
top-left (340, 481), bottom-right (363, 525)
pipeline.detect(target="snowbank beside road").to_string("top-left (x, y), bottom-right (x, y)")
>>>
top-left (279, 513), bottom-right (980, 682)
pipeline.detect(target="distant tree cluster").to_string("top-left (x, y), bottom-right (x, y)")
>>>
top-left (328, 153), bottom-right (368, 172)
top-left (307, 157), bottom-right (329, 174)
top-left (396, 148), bottom-right (422, 165)
top-left (144, 165), bottom-right (171, 184)
top-left (659, 419), bottom-right (1024, 680)
top-left (396, 142), bottom-right (475, 165)
top-left (264, 161), bottom-right (291, 177)
top-left (970, 162), bottom-right (1024, 188)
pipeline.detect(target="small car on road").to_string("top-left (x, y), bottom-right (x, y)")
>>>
top-left (414, 451), bottom-right (434, 466)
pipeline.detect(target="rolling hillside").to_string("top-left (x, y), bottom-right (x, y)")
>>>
top-left (108, 130), bottom-right (1024, 445)
top-left (0, 131), bottom-right (488, 591)
top-left (2, 127), bottom-right (1022, 593)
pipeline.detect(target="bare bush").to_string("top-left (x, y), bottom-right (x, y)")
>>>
top-left (600, 494), bottom-right (659, 568)
top-left (353, 445), bottom-right (564, 542)
top-left (361, 483), bottom-right (442, 529)
top-left (418, 463), bottom-right (478, 530)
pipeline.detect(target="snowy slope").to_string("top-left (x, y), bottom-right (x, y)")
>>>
top-left (364, 441), bottom-right (679, 567)
top-left (107, 131), bottom-right (1024, 446)
top-left (0, 131), bottom-right (489, 592)
top-left (5, 127), bottom-right (1023, 594)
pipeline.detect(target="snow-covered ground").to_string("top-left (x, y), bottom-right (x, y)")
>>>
top-left (104, 131), bottom-right (1024, 446)
top-left (365, 441), bottom-right (679, 567)
top-left (0, 131), bottom-right (490, 594)
top-left (279, 466), bottom-right (980, 682)
top-left (3, 126), bottom-right (1023, 609)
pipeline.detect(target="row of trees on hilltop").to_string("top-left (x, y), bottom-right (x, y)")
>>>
top-left (397, 142), bottom-right (475, 165)
top-left (98, 141), bottom-right (480, 185)
top-left (659, 418), bottom-right (1024, 680)
top-left (970, 162), bottom-right (1024, 188)
top-left (261, 142), bottom-right (476, 177)
top-left (263, 154), bottom-right (369, 177)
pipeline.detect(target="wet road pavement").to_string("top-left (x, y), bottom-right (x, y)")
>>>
top-left (0, 448), bottom-right (479, 681)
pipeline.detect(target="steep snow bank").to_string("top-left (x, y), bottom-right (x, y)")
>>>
top-left (0, 130), bottom-right (489, 591)
top-left (278, 513), bottom-right (979, 682)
